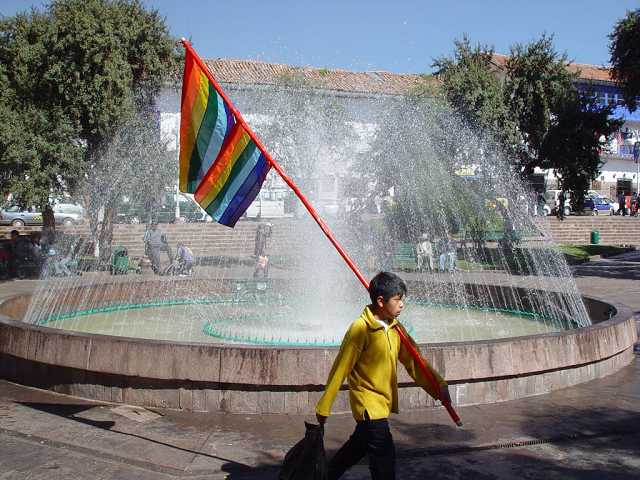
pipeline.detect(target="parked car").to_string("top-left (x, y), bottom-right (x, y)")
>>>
top-left (604, 197), bottom-right (620, 213)
top-left (52, 202), bottom-right (85, 225)
top-left (583, 196), bottom-right (615, 215)
top-left (588, 194), bottom-right (619, 213)
top-left (0, 206), bottom-right (43, 226)
top-left (0, 201), bottom-right (85, 227)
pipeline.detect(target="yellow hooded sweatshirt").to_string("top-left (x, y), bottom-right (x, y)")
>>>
top-left (316, 306), bottom-right (447, 421)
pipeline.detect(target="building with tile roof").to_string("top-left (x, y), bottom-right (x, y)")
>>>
top-left (159, 57), bottom-right (639, 214)
top-left (203, 58), bottom-right (438, 97)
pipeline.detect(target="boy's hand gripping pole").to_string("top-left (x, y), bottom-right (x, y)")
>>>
top-left (181, 38), bottom-right (461, 427)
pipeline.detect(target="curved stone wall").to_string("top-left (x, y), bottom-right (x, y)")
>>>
top-left (0, 280), bottom-right (636, 413)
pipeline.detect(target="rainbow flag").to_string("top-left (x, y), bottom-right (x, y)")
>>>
top-left (179, 45), bottom-right (271, 227)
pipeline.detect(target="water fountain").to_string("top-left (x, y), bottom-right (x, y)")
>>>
top-left (0, 82), bottom-right (636, 413)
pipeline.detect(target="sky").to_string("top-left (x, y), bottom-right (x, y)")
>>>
top-left (1, 0), bottom-right (638, 74)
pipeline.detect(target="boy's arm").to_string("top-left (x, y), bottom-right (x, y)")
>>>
top-left (315, 322), bottom-right (365, 419)
top-left (397, 326), bottom-right (447, 400)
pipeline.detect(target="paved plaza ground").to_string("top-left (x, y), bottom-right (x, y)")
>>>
top-left (0, 252), bottom-right (639, 479)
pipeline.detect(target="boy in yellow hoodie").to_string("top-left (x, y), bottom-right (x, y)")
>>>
top-left (316, 271), bottom-right (450, 479)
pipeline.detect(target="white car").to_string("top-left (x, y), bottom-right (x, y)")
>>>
top-left (53, 202), bottom-right (85, 225)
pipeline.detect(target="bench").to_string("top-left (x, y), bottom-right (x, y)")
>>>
top-left (392, 242), bottom-right (417, 271)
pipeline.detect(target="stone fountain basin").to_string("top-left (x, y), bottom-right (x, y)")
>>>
top-left (0, 279), bottom-right (636, 414)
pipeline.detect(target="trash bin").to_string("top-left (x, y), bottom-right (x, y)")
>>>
top-left (590, 230), bottom-right (600, 245)
top-left (110, 246), bottom-right (129, 274)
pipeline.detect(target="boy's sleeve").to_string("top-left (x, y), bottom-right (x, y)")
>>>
top-left (315, 322), bottom-right (365, 417)
top-left (397, 326), bottom-right (447, 400)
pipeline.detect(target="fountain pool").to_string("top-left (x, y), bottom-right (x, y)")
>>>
top-left (0, 278), bottom-right (636, 414)
top-left (36, 297), bottom-right (565, 345)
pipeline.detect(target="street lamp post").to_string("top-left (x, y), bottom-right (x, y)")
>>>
top-left (634, 141), bottom-right (640, 195)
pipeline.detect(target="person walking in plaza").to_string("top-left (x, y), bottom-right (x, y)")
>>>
top-left (7, 230), bottom-right (20, 278)
top-left (146, 223), bottom-right (173, 273)
top-left (42, 204), bottom-right (56, 244)
top-left (254, 222), bottom-right (272, 258)
top-left (617, 191), bottom-right (627, 216)
top-left (557, 190), bottom-right (566, 220)
top-left (315, 272), bottom-right (450, 479)
top-left (537, 192), bottom-right (546, 217)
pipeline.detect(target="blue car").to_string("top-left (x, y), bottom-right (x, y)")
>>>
top-left (584, 196), bottom-right (615, 215)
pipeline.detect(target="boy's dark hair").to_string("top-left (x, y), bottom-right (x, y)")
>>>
top-left (368, 271), bottom-right (407, 303)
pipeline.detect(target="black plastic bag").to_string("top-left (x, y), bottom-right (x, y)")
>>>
top-left (279, 422), bottom-right (328, 480)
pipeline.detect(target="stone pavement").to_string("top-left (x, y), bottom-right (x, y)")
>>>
top-left (0, 252), bottom-right (639, 479)
top-left (1, 357), bottom-right (639, 480)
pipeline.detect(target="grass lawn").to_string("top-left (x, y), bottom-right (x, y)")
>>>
top-left (455, 245), bottom-right (635, 272)
top-left (558, 245), bottom-right (633, 264)
top-left (455, 259), bottom-right (496, 271)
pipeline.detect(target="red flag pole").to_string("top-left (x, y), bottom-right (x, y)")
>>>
top-left (181, 39), bottom-right (461, 427)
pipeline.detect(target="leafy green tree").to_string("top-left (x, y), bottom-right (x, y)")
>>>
top-left (432, 36), bottom-right (521, 163)
top-left (504, 35), bottom-right (621, 204)
top-left (504, 34), bottom-right (577, 176)
top-left (542, 93), bottom-right (622, 210)
top-left (0, 10), bottom-right (84, 207)
top-left (1, 0), bottom-right (178, 259)
top-left (435, 34), bottom-right (622, 207)
top-left (609, 8), bottom-right (640, 112)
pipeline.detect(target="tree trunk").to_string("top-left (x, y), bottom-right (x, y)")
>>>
top-left (81, 192), bottom-right (101, 257)
top-left (98, 205), bottom-right (115, 264)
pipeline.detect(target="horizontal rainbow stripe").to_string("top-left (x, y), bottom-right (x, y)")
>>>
top-left (179, 47), bottom-right (271, 227)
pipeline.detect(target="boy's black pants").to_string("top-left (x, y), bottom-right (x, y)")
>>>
top-left (328, 416), bottom-right (395, 480)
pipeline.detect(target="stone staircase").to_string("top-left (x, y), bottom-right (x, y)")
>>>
top-left (3, 216), bottom-right (639, 259)
top-left (0, 219), bottom-right (304, 258)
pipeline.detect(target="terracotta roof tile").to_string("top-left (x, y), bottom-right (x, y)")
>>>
top-left (202, 55), bottom-right (613, 96)
top-left (491, 53), bottom-right (612, 83)
top-left (204, 58), bottom-right (437, 95)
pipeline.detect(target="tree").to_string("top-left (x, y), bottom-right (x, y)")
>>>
top-left (504, 34), bottom-right (577, 176)
top-left (1, 0), bottom-right (179, 259)
top-left (0, 10), bottom-right (84, 206)
top-left (504, 35), bottom-right (621, 208)
top-left (435, 34), bottom-right (620, 205)
top-left (78, 110), bottom-right (177, 261)
top-left (542, 93), bottom-right (622, 210)
top-left (609, 8), bottom-right (640, 112)
top-left (432, 36), bottom-right (521, 164)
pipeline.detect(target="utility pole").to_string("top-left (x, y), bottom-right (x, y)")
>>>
top-left (634, 141), bottom-right (639, 195)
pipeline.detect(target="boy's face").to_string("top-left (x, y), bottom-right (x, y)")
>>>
top-left (376, 293), bottom-right (404, 321)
